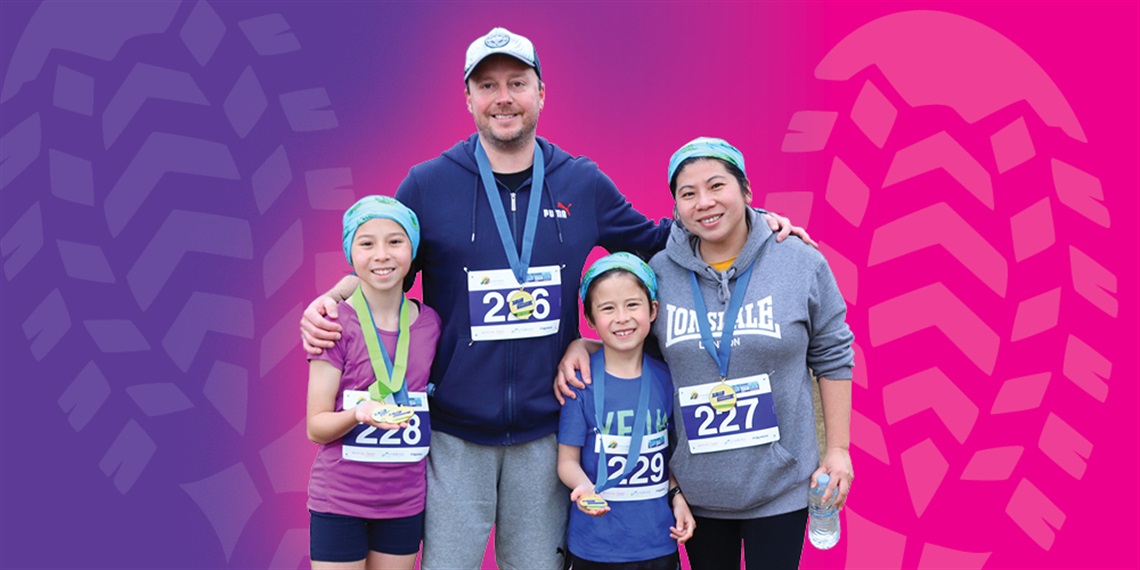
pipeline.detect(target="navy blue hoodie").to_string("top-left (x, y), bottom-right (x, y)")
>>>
top-left (396, 134), bottom-right (671, 445)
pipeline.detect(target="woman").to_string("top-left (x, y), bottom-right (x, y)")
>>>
top-left (557, 137), bottom-right (854, 569)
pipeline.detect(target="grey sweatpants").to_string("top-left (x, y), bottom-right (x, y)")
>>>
top-left (422, 431), bottom-right (568, 570)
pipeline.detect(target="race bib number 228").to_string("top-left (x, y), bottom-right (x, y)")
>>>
top-left (341, 390), bottom-right (430, 463)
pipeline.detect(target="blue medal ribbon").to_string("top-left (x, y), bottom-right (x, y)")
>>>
top-left (591, 350), bottom-right (653, 495)
top-left (474, 139), bottom-right (545, 285)
top-left (689, 265), bottom-right (755, 380)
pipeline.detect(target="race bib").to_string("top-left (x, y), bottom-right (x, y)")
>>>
top-left (467, 265), bottom-right (561, 341)
top-left (592, 429), bottom-right (669, 501)
top-left (341, 390), bottom-right (430, 463)
top-left (678, 375), bottom-right (779, 454)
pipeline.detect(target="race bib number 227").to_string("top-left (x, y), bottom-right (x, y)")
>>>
top-left (678, 375), bottom-right (779, 454)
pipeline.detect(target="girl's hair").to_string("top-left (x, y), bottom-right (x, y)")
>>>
top-left (669, 156), bottom-right (751, 198)
top-left (582, 269), bottom-right (654, 323)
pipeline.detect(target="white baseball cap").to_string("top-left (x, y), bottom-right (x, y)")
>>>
top-left (464, 27), bottom-right (542, 81)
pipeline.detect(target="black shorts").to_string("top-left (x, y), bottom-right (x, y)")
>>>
top-left (309, 509), bottom-right (424, 562)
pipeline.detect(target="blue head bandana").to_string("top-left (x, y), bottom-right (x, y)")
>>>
top-left (342, 195), bottom-right (421, 265)
top-left (580, 252), bottom-right (658, 303)
top-left (667, 137), bottom-right (747, 191)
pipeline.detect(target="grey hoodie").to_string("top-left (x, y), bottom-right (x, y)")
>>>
top-left (649, 208), bottom-right (854, 519)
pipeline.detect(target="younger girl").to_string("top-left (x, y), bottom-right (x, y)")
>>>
top-left (557, 253), bottom-right (695, 570)
top-left (306, 196), bottom-right (441, 570)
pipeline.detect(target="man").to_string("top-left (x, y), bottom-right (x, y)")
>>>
top-left (301, 27), bottom-right (806, 569)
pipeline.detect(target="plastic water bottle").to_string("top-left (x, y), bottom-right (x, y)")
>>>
top-left (808, 473), bottom-right (840, 550)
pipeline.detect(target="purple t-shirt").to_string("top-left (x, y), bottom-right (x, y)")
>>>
top-left (307, 299), bottom-right (441, 519)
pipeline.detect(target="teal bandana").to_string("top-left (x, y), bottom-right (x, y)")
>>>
top-left (667, 137), bottom-right (747, 189)
top-left (342, 195), bottom-right (421, 265)
top-left (579, 252), bottom-right (658, 302)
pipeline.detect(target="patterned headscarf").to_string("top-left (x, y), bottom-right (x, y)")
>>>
top-left (667, 137), bottom-right (747, 191)
top-left (580, 252), bottom-right (658, 302)
top-left (342, 195), bottom-right (421, 265)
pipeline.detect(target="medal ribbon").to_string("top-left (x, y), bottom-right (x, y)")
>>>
top-left (689, 265), bottom-right (755, 380)
top-left (350, 287), bottom-right (411, 405)
top-left (591, 350), bottom-right (652, 495)
top-left (474, 139), bottom-right (546, 285)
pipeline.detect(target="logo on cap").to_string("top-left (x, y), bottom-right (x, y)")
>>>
top-left (485, 32), bottom-right (510, 48)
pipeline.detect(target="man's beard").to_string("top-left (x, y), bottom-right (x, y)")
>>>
top-left (478, 115), bottom-right (538, 152)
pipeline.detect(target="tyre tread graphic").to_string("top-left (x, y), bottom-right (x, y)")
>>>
top-left (102, 64), bottom-right (209, 149)
top-left (788, 10), bottom-right (1113, 562)
top-left (883, 131), bottom-right (995, 209)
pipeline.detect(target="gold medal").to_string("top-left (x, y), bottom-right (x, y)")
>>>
top-left (577, 494), bottom-right (608, 511)
top-left (508, 288), bottom-right (536, 319)
top-left (372, 404), bottom-right (416, 425)
top-left (709, 381), bottom-right (737, 413)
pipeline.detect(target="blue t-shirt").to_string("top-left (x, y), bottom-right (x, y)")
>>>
top-left (557, 356), bottom-right (676, 563)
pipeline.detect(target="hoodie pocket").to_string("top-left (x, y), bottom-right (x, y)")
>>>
top-left (428, 335), bottom-right (474, 412)
top-left (675, 441), bottom-right (801, 513)
top-left (430, 336), bottom-right (505, 429)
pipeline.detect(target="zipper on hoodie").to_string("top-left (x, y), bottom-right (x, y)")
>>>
top-left (505, 180), bottom-right (524, 444)
top-left (502, 175), bottom-right (536, 444)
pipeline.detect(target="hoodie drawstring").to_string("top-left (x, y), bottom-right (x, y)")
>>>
top-left (709, 265), bottom-right (737, 304)
top-left (470, 177), bottom-right (479, 243)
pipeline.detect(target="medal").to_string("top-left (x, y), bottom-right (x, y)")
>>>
top-left (577, 495), bottom-right (609, 511)
top-left (508, 288), bottom-right (535, 319)
top-left (372, 404), bottom-right (416, 425)
top-left (709, 381), bottom-right (737, 412)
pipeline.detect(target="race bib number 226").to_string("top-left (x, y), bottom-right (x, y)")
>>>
top-left (467, 266), bottom-right (561, 341)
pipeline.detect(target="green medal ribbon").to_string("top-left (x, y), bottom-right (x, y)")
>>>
top-left (350, 287), bottom-right (412, 405)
